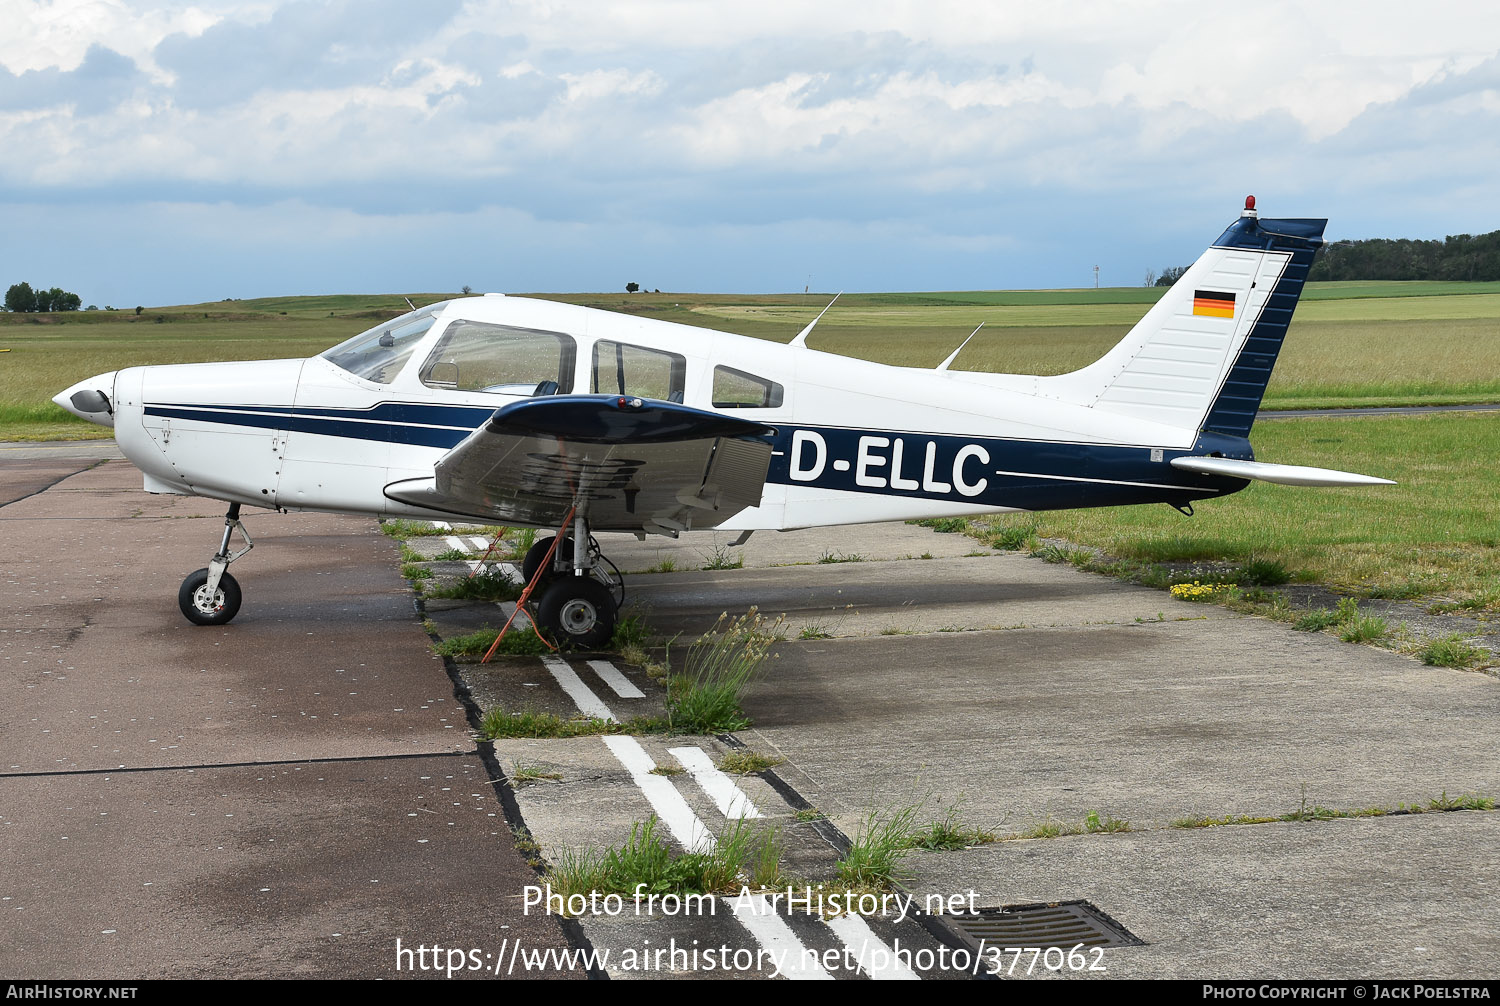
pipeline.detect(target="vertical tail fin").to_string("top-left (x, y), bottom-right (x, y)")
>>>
top-left (1041, 198), bottom-right (1325, 436)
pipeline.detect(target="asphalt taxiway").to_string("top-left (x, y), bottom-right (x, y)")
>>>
top-left (0, 457), bottom-right (578, 979)
top-left (5, 446), bottom-right (1499, 980)
top-left (477, 529), bottom-right (1500, 979)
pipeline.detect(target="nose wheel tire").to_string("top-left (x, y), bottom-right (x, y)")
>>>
top-left (178, 568), bottom-right (242, 626)
top-left (534, 577), bottom-right (616, 649)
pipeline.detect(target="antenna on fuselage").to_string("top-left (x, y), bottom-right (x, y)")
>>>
top-left (935, 323), bottom-right (984, 372)
top-left (403, 297), bottom-right (416, 311)
top-left (788, 291), bottom-right (841, 348)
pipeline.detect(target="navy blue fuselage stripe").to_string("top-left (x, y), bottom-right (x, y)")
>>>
top-left (765, 425), bottom-right (1246, 511)
top-left (144, 404), bottom-right (479, 449)
top-left (157, 401), bottom-right (497, 426)
top-left (144, 411), bottom-right (1251, 512)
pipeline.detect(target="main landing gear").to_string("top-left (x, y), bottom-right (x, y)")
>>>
top-left (519, 513), bottom-right (623, 649)
top-left (178, 503), bottom-right (254, 626)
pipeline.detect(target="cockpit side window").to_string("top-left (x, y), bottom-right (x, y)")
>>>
top-left (712, 366), bottom-right (784, 409)
top-left (321, 305), bottom-right (446, 384)
top-left (418, 321), bottom-right (576, 395)
top-left (592, 341), bottom-right (687, 403)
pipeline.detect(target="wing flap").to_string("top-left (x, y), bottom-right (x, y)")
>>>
top-left (385, 395), bottom-right (776, 531)
top-left (1170, 456), bottom-right (1394, 487)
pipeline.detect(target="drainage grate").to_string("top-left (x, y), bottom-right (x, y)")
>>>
top-left (943, 900), bottom-right (1144, 951)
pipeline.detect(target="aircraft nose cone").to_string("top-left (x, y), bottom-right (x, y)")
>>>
top-left (54, 371), bottom-right (118, 427)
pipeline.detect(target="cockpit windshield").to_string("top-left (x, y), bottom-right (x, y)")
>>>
top-left (320, 301), bottom-right (451, 384)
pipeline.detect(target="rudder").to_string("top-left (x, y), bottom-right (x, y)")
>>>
top-left (1035, 198), bottom-right (1326, 438)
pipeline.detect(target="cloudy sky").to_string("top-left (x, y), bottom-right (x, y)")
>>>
top-left (4, 0), bottom-right (1500, 306)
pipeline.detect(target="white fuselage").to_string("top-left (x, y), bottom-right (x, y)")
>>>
top-left (59, 293), bottom-right (1231, 532)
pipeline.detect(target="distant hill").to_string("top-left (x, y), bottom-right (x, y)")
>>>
top-left (1309, 229), bottom-right (1500, 282)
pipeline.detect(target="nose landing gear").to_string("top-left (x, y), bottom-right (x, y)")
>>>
top-left (178, 503), bottom-right (254, 625)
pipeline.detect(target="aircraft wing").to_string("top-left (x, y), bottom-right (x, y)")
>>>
top-left (384, 395), bottom-right (777, 533)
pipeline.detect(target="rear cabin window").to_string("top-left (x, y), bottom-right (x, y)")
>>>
top-left (591, 341), bottom-right (686, 402)
top-left (419, 321), bottom-right (575, 395)
top-left (712, 366), bottom-right (784, 409)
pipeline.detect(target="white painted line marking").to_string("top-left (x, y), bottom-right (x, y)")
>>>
top-left (586, 659), bottom-right (645, 699)
top-left (443, 535), bottom-right (467, 552)
top-left (429, 521), bottom-right (451, 530)
top-left (824, 913), bottom-right (920, 980)
top-left (724, 894), bottom-right (833, 980)
top-left (602, 736), bottom-right (714, 853)
top-left (496, 602), bottom-right (533, 629)
top-left (468, 559), bottom-right (521, 576)
top-left (668, 746), bottom-right (762, 820)
top-left (542, 656), bottom-right (615, 722)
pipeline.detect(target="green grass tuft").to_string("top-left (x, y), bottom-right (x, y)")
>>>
top-left (1015, 817), bottom-right (1084, 839)
top-left (1427, 790), bottom-right (1495, 811)
top-left (988, 519), bottom-right (1041, 551)
top-left (1420, 634), bottom-right (1489, 669)
top-left (912, 517), bottom-right (968, 533)
top-left (479, 707), bottom-right (667, 738)
top-left (905, 803), bottom-right (997, 850)
top-left (380, 519), bottom-right (452, 539)
top-left (1171, 813), bottom-right (1282, 829)
top-left (435, 627), bottom-right (551, 658)
top-left (1084, 810), bottom-right (1131, 833)
top-left (1293, 607), bottom-right (1341, 631)
top-left (1238, 557), bottom-right (1291, 586)
top-left (717, 750), bottom-right (783, 775)
top-left (511, 760), bottom-right (563, 786)
top-left (835, 804), bottom-right (920, 890)
top-left (700, 545), bottom-right (744, 570)
top-left (425, 568), bottom-right (522, 602)
top-left (611, 611), bottom-right (652, 650)
top-left (665, 610), bottom-right (781, 734)
top-left (542, 817), bottom-right (764, 909)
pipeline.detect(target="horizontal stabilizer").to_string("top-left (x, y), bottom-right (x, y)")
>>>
top-left (1170, 456), bottom-right (1395, 487)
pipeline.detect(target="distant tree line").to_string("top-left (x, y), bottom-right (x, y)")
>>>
top-left (1154, 265), bottom-right (1189, 287)
top-left (1145, 228), bottom-right (1500, 287)
top-left (1308, 229), bottom-right (1500, 281)
top-left (5, 281), bottom-right (82, 312)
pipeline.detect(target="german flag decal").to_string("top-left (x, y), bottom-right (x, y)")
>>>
top-left (1193, 289), bottom-right (1235, 318)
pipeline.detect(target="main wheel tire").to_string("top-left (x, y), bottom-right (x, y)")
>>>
top-left (534, 576), bottom-right (616, 649)
top-left (521, 536), bottom-right (559, 585)
top-left (178, 567), bottom-right (242, 626)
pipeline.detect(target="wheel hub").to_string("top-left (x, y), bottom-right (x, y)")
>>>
top-left (192, 584), bottom-right (225, 613)
top-left (558, 597), bottom-right (599, 635)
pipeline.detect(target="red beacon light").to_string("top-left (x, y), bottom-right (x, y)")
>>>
top-left (1242, 194), bottom-right (1258, 219)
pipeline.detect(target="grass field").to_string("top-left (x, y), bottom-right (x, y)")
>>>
top-left (0, 294), bottom-right (441, 439)
top-left (972, 412), bottom-right (1500, 606)
top-left (6, 280), bottom-right (1498, 438)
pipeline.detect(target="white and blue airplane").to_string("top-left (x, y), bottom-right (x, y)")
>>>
top-left (55, 197), bottom-right (1390, 645)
